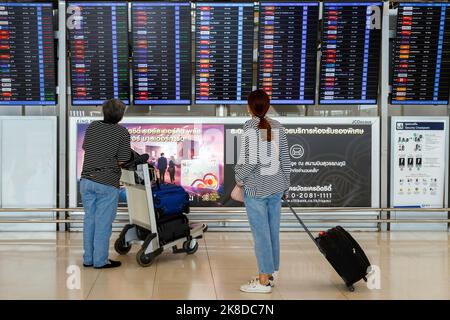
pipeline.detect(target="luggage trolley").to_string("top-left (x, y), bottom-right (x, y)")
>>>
top-left (114, 164), bottom-right (207, 267)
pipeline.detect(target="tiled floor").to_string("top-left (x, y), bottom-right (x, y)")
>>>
top-left (0, 231), bottom-right (448, 300)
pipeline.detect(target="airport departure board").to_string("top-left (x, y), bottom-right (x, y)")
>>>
top-left (391, 3), bottom-right (450, 105)
top-left (132, 2), bottom-right (191, 105)
top-left (195, 3), bottom-right (254, 104)
top-left (68, 2), bottom-right (129, 105)
top-left (258, 2), bottom-right (319, 104)
top-left (319, 2), bottom-right (382, 104)
top-left (0, 3), bottom-right (55, 105)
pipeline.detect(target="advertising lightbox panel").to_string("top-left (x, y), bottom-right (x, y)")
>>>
top-left (73, 119), bottom-right (224, 207)
top-left (69, 117), bottom-right (380, 209)
top-left (223, 118), bottom-right (379, 208)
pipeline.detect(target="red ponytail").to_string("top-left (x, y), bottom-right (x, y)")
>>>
top-left (247, 90), bottom-right (272, 141)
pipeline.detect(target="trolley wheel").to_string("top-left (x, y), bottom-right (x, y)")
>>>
top-left (114, 237), bottom-right (131, 255)
top-left (114, 224), bottom-right (134, 255)
top-left (183, 239), bottom-right (199, 255)
top-left (347, 284), bottom-right (355, 292)
top-left (136, 248), bottom-right (154, 267)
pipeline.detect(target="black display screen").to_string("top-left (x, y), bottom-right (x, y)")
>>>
top-left (257, 2), bottom-right (319, 105)
top-left (0, 3), bottom-right (55, 105)
top-left (68, 2), bottom-right (129, 105)
top-left (391, 3), bottom-right (450, 105)
top-left (195, 3), bottom-right (254, 104)
top-left (132, 2), bottom-right (191, 105)
top-left (319, 2), bottom-right (382, 104)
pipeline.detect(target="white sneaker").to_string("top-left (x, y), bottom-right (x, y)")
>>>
top-left (253, 276), bottom-right (275, 287)
top-left (240, 278), bottom-right (272, 293)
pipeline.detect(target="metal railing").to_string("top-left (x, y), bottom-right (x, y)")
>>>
top-left (0, 207), bottom-right (449, 224)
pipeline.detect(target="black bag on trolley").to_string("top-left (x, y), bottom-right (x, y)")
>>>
top-left (152, 183), bottom-right (191, 245)
top-left (157, 215), bottom-right (191, 246)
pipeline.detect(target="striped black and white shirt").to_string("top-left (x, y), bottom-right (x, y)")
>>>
top-left (81, 121), bottom-right (131, 188)
top-left (235, 117), bottom-right (291, 198)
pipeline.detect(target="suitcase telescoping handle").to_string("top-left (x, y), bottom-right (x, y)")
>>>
top-left (284, 200), bottom-right (324, 254)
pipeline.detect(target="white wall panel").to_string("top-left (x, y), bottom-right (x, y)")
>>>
top-left (0, 117), bottom-right (57, 231)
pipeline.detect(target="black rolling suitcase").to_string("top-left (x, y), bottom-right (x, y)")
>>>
top-left (286, 201), bottom-right (371, 291)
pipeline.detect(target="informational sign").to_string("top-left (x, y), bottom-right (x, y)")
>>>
top-left (131, 2), bottom-right (191, 105)
top-left (257, 2), bottom-right (319, 104)
top-left (391, 3), bottom-right (450, 105)
top-left (70, 117), bottom-right (380, 209)
top-left (391, 117), bottom-right (448, 208)
top-left (319, 2), bottom-right (382, 104)
top-left (0, 3), bottom-right (55, 105)
top-left (67, 2), bottom-right (129, 105)
top-left (194, 3), bottom-right (254, 104)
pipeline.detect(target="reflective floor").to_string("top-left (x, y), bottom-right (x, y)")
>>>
top-left (0, 231), bottom-right (448, 300)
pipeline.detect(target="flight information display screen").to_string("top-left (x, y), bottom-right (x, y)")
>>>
top-left (258, 2), bottom-right (319, 105)
top-left (195, 3), bottom-right (255, 104)
top-left (0, 3), bottom-right (55, 105)
top-left (391, 3), bottom-right (450, 105)
top-left (132, 2), bottom-right (191, 105)
top-left (68, 2), bottom-right (129, 105)
top-left (319, 2), bottom-right (382, 104)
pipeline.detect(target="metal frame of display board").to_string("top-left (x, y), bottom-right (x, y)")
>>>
top-left (0, 1), bottom-right (66, 231)
top-left (58, 0), bottom-right (68, 231)
top-left (386, 2), bottom-right (450, 231)
top-left (379, 0), bottom-right (390, 231)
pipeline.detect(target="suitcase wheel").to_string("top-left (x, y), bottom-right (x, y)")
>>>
top-left (347, 284), bottom-right (355, 292)
top-left (183, 239), bottom-right (199, 255)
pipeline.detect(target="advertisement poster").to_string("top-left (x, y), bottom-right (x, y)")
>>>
top-left (391, 118), bottom-right (448, 208)
top-left (71, 117), bottom-right (379, 209)
top-left (285, 124), bottom-right (373, 207)
top-left (75, 121), bottom-right (225, 207)
top-left (223, 120), bottom-right (378, 207)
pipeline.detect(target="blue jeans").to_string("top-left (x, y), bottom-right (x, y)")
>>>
top-left (244, 191), bottom-right (283, 275)
top-left (80, 179), bottom-right (119, 267)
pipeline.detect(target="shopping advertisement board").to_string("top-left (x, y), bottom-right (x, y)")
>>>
top-left (390, 117), bottom-right (448, 208)
top-left (69, 117), bottom-right (380, 209)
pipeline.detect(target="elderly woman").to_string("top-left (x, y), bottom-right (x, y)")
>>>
top-left (80, 99), bottom-right (131, 269)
